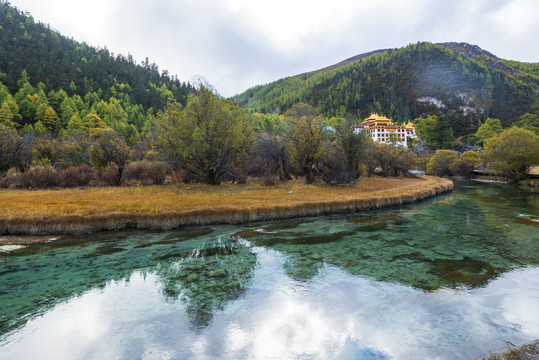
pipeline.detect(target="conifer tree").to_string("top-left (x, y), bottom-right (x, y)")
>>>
top-left (414, 115), bottom-right (454, 149)
top-left (84, 113), bottom-right (108, 136)
top-left (34, 103), bottom-right (49, 122)
top-left (33, 121), bottom-right (47, 134)
top-left (42, 106), bottom-right (58, 131)
top-left (0, 102), bottom-right (16, 127)
top-left (475, 118), bottom-right (503, 144)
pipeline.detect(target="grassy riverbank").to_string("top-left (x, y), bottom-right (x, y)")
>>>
top-left (0, 175), bottom-right (452, 236)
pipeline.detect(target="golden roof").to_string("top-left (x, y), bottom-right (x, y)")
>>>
top-left (364, 113), bottom-right (380, 121)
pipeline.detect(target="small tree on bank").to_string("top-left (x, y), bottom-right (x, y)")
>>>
top-left (334, 116), bottom-right (372, 182)
top-left (253, 132), bottom-right (291, 183)
top-left (426, 150), bottom-right (458, 177)
top-left (483, 127), bottom-right (539, 183)
top-left (285, 103), bottom-right (325, 183)
top-left (364, 142), bottom-right (414, 177)
top-left (153, 87), bottom-right (255, 185)
top-left (451, 150), bottom-right (480, 177)
top-left (0, 124), bottom-right (25, 173)
top-left (89, 130), bottom-right (130, 185)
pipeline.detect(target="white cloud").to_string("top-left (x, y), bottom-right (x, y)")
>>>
top-left (7, 0), bottom-right (539, 96)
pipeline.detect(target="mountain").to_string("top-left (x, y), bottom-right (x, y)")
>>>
top-left (233, 42), bottom-right (539, 136)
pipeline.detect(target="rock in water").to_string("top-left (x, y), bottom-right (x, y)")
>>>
top-left (208, 268), bottom-right (228, 277)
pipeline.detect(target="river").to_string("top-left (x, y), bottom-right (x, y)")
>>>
top-left (0, 180), bottom-right (537, 359)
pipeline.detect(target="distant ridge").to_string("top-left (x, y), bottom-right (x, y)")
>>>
top-left (300, 48), bottom-right (394, 77)
top-left (234, 41), bottom-right (539, 136)
top-left (302, 42), bottom-right (501, 78)
top-left (436, 42), bottom-right (499, 59)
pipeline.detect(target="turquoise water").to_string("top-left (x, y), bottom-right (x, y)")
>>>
top-left (0, 181), bottom-right (538, 359)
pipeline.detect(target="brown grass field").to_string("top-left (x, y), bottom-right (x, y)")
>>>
top-left (0, 176), bottom-right (453, 236)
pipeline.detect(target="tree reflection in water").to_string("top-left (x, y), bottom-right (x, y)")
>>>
top-left (154, 236), bottom-right (257, 332)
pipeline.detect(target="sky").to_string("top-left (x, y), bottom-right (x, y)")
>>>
top-left (8, 0), bottom-right (539, 97)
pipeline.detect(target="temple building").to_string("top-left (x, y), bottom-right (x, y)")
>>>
top-left (352, 113), bottom-right (416, 148)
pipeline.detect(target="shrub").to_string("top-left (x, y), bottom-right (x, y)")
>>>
top-left (0, 124), bottom-right (25, 173)
top-left (129, 141), bottom-right (152, 162)
top-left (451, 151), bottom-right (480, 177)
top-left (21, 166), bottom-right (59, 189)
top-left (99, 162), bottom-right (120, 186)
top-left (412, 153), bottom-right (432, 172)
top-left (483, 127), bottom-right (539, 183)
top-left (426, 150), bottom-right (458, 177)
top-left (317, 151), bottom-right (347, 184)
top-left (249, 157), bottom-right (278, 186)
top-left (32, 139), bottom-right (57, 166)
top-left (143, 150), bottom-right (162, 162)
top-left (334, 117), bottom-right (371, 182)
top-left (57, 137), bottom-right (90, 169)
top-left (0, 168), bottom-right (23, 188)
top-left (364, 143), bottom-right (414, 177)
top-left (121, 161), bottom-right (167, 186)
top-left (58, 165), bottom-right (96, 187)
top-left (170, 169), bottom-right (195, 185)
top-left (89, 130), bottom-right (130, 171)
top-left (226, 161), bottom-right (249, 184)
top-left (249, 133), bottom-right (292, 183)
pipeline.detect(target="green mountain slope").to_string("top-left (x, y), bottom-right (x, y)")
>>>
top-left (0, 2), bottom-right (191, 128)
top-left (233, 42), bottom-right (539, 136)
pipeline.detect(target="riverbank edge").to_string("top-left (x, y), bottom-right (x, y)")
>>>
top-left (0, 177), bottom-right (453, 237)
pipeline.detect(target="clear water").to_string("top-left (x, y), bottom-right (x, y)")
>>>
top-left (0, 181), bottom-right (538, 359)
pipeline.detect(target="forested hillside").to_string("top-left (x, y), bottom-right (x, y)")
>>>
top-left (233, 42), bottom-right (539, 136)
top-left (0, 1), bottom-right (191, 142)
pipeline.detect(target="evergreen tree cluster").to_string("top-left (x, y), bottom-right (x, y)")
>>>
top-left (0, 1), bottom-right (192, 143)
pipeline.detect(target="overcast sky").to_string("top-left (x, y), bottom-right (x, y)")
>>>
top-left (8, 0), bottom-right (539, 97)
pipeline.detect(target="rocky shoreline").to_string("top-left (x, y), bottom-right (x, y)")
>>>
top-left (0, 178), bottom-right (453, 242)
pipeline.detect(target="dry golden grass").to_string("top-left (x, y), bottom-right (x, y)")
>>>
top-left (0, 176), bottom-right (447, 217)
top-left (0, 176), bottom-right (453, 235)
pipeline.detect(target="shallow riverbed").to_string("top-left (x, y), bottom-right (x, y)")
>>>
top-left (0, 180), bottom-right (537, 359)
